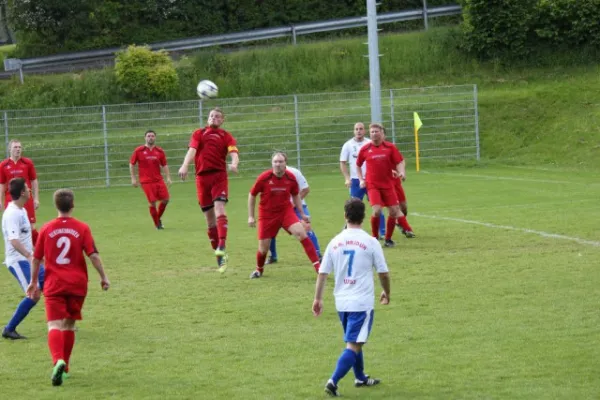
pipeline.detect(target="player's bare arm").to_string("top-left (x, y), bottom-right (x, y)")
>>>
top-left (129, 163), bottom-right (138, 187)
top-left (299, 187), bottom-right (310, 200)
top-left (178, 147), bottom-right (197, 180)
top-left (397, 160), bottom-right (406, 181)
top-left (0, 183), bottom-right (5, 211)
top-left (26, 257), bottom-right (43, 300)
top-left (312, 273), bottom-right (329, 316)
top-left (31, 179), bottom-right (40, 209)
top-left (378, 272), bottom-right (391, 305)
top-left (340, 162), bottom-right (351, 188)
top-left (356, 167), bottom-right (366, 188)
top-left (89, 253), bottom-right (110, 291)
top-left (162, 165), bottom-right (172, 186)
top-left (247, 193), bottom-right (257, 227)
top-left (228, 151), bottom-right (240, 173)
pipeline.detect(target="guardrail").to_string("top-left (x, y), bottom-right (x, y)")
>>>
top-left (2, 4), bottom-right (461, 82)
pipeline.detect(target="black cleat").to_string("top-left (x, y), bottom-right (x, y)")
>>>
top-left (325, 380), bottom-right (339, 397)
top-left (355, 376), bottom-right (381, 387)
top-left (384, 239), bottom-right (395, 248)
top-left (2, 328), bottom-right (26, 340)
top-left (157, 220), bottom-right (164, 230)
top-left (402, 229), bottom-right (415, 238)
top-left (265, 256), bottom-right (278, 265)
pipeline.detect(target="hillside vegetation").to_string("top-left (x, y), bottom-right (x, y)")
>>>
top-left (0, 27), bottom-right (598, 168)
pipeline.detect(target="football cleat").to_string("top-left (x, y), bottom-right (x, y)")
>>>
top-left (265, 256), bottom-right (278, 265)
top-left (249, 270), bottom-right (262, 279)
top-left (156, 220), bottom-right (164, 230)
top-left (215, 247), bottom-right (226, 257)
top-left (217, 254), bottom-right (229, 274)
top-left (384, 239), bottom-right (395, 248)
top-left (403, 230), bottom-right (416, 238)
top-left (324, 380), bottom-right (339, 397)
top-left (51, 360), bottom-right (67, 386)
top-left (2, 328), bottom-right (26, 340)
top-left (355, 376), bottom-right (381, 387)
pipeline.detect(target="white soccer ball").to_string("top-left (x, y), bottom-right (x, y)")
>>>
top-left (196, 80), bottom-right (218, 100)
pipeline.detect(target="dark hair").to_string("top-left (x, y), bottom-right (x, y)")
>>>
top-left (344, 198), bottom-right (365, 225)
top-left (54, 189), bottom-right (75, 213)
top-left (9, 177), bottom-right (26, 201)
top-left (144, 130), bottom-right (156, 137)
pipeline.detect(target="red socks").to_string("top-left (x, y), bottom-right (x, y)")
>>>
top-left (63, 330), bottom-right (75, 372)
top-left (397, 215), bottom-right (413, 232)
top-left (216, 215), bottom-right (228, 249)
top-left (157, 202), bottom-right (167, 219)
top-left (149, 206), bottom-right (159, 227)
top-left (207, 226), bottom-right (218, 250)
top-left (370, 216), bottom-right (380, 238)
top-left (301, 237), bottom-right (320, 272)
top-left (48, 329), bottom-right (64, 366)
top-left (256, 251), bottom-right (267, 273)
top-left (385, 216), bottom-right (396, 241)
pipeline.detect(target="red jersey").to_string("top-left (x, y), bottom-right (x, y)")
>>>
top-left (250, 170), bottom-right (299, 217)
top-left (34, 217), bottom-right (98, 297)
top-left (0, 157), bottom-right (37, 195)
top-left (356, 141), bottom-right (403, 189)
top-left (130, 145), bottom-right (167, 184)
top-left (188, 127), bottom-right (238, 176)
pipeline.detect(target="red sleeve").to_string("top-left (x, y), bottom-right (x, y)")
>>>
top-left (225, 132), bottom-right (238, 153)
top-left (189, 129), bottom-right (203, 149)
top-left (33, 225), bottom-right (47, 260)
top-left (28, 160), bottom-right (37, 180)
top-left (391, 145), bottom-right (403, 165)
top-left (0, 163), bottom-right (6, 185)
top-left (356, 146), bottom-right (366, 168)
top-left (250, 176), bottom-right (263, 196)
top-left (129, 149), bottom-right (138, 165)
top-left (159, 150), bottom-right (167, 166)
top-left (82, 224), bottom-right (98, 256)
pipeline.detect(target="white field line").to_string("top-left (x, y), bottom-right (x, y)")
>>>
top-left (412, 212), bottom-right (600, 247)
top-left (420, 197), bottom-right (598, 214)
top-left (420, 170), bottom-right (597, 186)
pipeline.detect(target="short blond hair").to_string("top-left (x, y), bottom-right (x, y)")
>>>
top-left (271, 151), bottom-right (288, 162)
top-left (369, 123), bottom-right (384, 131)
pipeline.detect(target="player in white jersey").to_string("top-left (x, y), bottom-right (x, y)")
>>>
top-left (313, 198), bottom-right (390, 397)
top-left (340, 122), bottom-right (385, 238)
top-left (265, 165), bottom-right (322, 264)
top-left (2, 177), bottom-right (44, 340)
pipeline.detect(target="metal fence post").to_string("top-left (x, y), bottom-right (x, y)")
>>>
top-left (389, 89), bottom-right (396, 144)
top-left (422, 0), bottom-right (429, 30)
top-left (3, 112), bottom-right (8, 157)
top-left (291, 25), bottom-right (297, 45)
top-left (102, 106), bottom-right (110, 187)
top-left (473, 84), bottom-right (480, 161)
top-left (199, 100), bottom-right (203, 125)
top-left (294, 95), bottom-right (301, 169)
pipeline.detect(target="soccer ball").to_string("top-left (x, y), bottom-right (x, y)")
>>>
top-left (196, 80), bottom-right (218, 100)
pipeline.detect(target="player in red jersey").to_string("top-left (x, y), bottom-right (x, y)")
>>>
top-left (129, 130), bottom-right (172, 229)
top-left (356, 123), bottom-right (414, 247)
top-left (392, 173), bottom-right (415, 238)
top-left (0, 140), bottom-right (40, 244)
top-left (26, 189), bottom-right (110, 387)
top-left (178, 108), bottom-right (239, 272)
top-left (247, 151), bottom-right (321, 279)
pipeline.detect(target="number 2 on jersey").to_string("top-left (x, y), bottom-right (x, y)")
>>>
top-left (343, 249), bottom-right (355, 277)
top-left (56, 236), bottom-right (71, 265)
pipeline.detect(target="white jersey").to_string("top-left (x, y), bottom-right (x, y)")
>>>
top-left (2, 202), bottom-right (32, 266)
top-left (319, 228), bottom-right (388, 311)
top-left (286, 166), bottom-right (308, 206)
top-left (340, 137), bottom-right (370, 179)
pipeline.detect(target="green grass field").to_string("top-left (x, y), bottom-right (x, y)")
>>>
top-left (1, 165), bottom-right (599, 399)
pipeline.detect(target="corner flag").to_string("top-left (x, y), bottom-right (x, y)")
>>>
top-left (413, 112), bottom-right (423, 172)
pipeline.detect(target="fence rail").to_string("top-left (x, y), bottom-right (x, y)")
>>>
top-left (1, 85), bottom-right (479, 190)
top-left (2, 4), bottom-right (461, 80)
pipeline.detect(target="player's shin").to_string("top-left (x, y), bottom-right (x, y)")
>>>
top-left (158, 202), bottom-right (168, 219)
top-left (370, 216), bottom-right (380, 238)
top-left (385, 216), bottom-right (396, 241)
top-left (216, 215), bottom-right (228, 249)
top-left (207, 226), bottom-right (218, 250)
top-left (331, 349), bottom-right (358, 385)
top-left (397, 215), bottom-right (412, 232)
top-left (300, 237), bottom-right (320, 272)
top-left (256, 251), bottom-right (267, 274)
top-left (353, 351), bottom-right (368, 381)
top-left (307, 230), bottom-right (321, 258)
top-left (149, 206), bottom-right (159, 227)
top-left (48, 329), bottom-right (65, 365)
top-left (63, 330), bottom-right (75, 372)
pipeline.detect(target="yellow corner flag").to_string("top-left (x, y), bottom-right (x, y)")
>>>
top-left (413, 112), bottom-right (423, 172)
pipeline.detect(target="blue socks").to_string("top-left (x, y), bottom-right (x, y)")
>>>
top-left (353, 351), bottom-right (368, 381)
top-left (6, 297), bottom-right (37, 331)
top-left (379, 212), bottom-right (386, 236)
top-left (331, 349), bottom-right (357, 385)
top-left (269, 238), bottom-right (278, 260)
top-left (270, 231), bottom-right (321, 259)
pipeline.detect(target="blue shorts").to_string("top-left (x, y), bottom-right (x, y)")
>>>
top-left (349, 178), bottom-right (367, 200)
top-left (293, 204), bottom-right (310, 219)
top-left (338, 309), bottom-right (374, 343)
top-left (7, 260), bottom-right (45, 293)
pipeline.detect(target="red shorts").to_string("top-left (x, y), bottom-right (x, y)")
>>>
top-left (141, 181), bottom-right (169, 203)
top-left (4, 196), bottom-right (36, 223)
top-left (196, 171), bottom-right (228, 210)
top-left (394, 179), bottom-right (406, 203)
top-left (366, 187), bottom-right (399, 207)
top-left (45, 295), bottom-right (86, 321)
top-left (258, 207), bottom-right (300, 240)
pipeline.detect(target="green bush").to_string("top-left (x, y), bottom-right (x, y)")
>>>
top-left (114, 45), bottom-right (179, 101)
top-left (534, 0), bottom-right (600, 47)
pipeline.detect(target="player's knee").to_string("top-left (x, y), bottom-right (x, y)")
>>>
top-left (63, 319), bottom-right (76, 331)
top-left (47, 320), bottom-right (64, 330)
top-left (162, 199), bottom-right (170, 205)
top-left (31, 291), bottom-right (41, 302)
